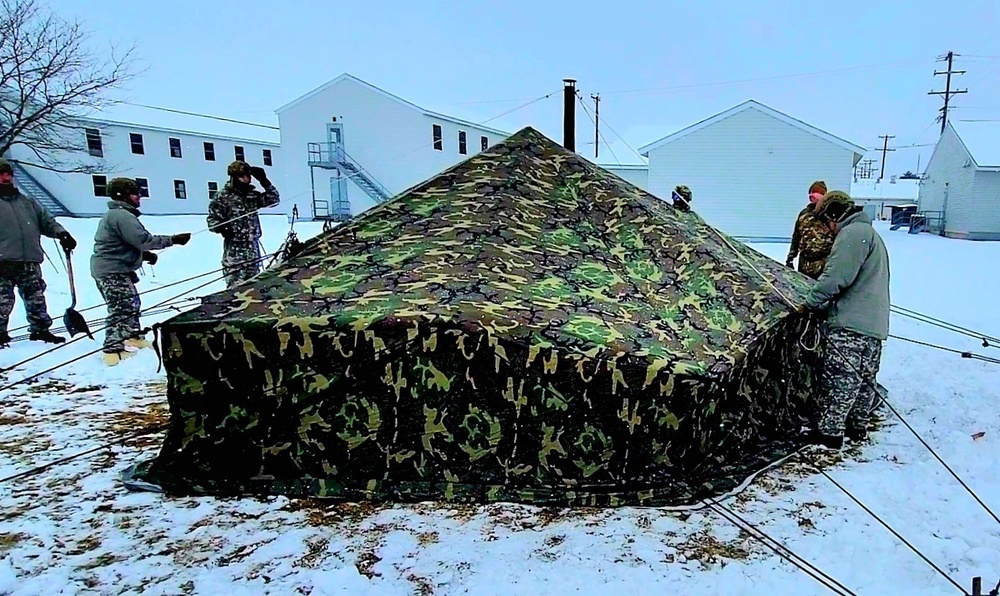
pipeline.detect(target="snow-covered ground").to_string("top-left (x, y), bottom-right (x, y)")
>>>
top-left (0, 215), bottom-right (997, 595)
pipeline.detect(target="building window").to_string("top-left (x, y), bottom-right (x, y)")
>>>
top-left (208, 181), bottom-right (218, 200)
top-left (135, 177), bottom-right (149, 198)
top-left (235, 145), bottom-right (245, 161)
top-left (130, 133), bottom-right (144, 155)
top-left (174, 179), bottom-right (187, 200)
top-left (432, 124), bottom-right (442, 151)
top-left (204, 142), bottom-right (215, 161)
top-left (92, 175), bottom-right (107, 197)
top-left (169, 137), bottom-right (182, 158)
top-left (262, 149), bottom-right (272, 166)
top-left (85, 128), bottom-right (103, 158)
top-left (458, 131), bottom-right (467, 155)
top-left (481, 136), bottom-right (489, 151)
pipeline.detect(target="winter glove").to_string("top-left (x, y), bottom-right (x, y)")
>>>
top-left (142, 251), bottom-right (158, 265)
top-left (249, 166), bottom-right (270, 186)
top-left (785, 258), bottom-right (794, 268)
top-left (58, 231), bottom-right (77, 252)
top-left (171, 232), bottom-right (192, 246)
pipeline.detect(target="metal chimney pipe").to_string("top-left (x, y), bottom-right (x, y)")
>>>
top-left (563, 78), bottom-right (576, 152)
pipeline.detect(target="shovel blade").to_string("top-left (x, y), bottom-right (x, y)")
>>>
top-left (64, 308), bottom-right (94, 340)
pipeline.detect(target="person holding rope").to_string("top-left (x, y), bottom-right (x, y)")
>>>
top-left (207, 160), bottom-right (280, 289)
top-left (797, 190), bottom-right (890, 450)
top-left (786, 180), bottom-right (835, 279)
top-left (0, 159), bottom-right (77, 348)
top-left (91, 178), bottom-right (191, 366)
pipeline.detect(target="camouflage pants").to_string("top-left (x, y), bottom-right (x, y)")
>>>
top-left (798, 257), bottom-right (827, 280)
top-left (0, 261), bottom-right (52, 333)
top-left (95, 273), bottom-right (140, 352)
top-left (817, 328), bottom-right (884, 435)
top-left (222, 241), bottom-right (262, 290)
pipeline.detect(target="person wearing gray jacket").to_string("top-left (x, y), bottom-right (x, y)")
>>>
top-left (0, 159), bottom-right (77, 347)
top-left (91, 177), bottom-right (191, 365)
top-left (799, 190), bottom-right (890, 450)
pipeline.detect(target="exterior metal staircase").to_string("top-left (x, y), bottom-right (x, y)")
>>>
top-left (9, 161), bottom-right (73, 217)
top-left (307, 143), bottom-right (392, 220)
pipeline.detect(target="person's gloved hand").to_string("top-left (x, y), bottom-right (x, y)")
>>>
top-left (249, 166), bottom-right (270, 186)
top-left (171, 232), bottom-right (191, 245)
top-left (58, 231), bottom-right (77, 252)
top-left (142, 251), bottom-right (158, 265)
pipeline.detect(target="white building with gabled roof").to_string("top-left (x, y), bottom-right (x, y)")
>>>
top-left (918, 120), bottom-right (1000, 240)
top-left (4, 104), bottom-right (281, 218)
top-left (638, 99), bottom-right (866, 241)
top-left (275, 73), bottom-right (510, 221)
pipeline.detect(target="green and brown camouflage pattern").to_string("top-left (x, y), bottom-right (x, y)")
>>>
top-left (129, 127), bottom-right (822, 506)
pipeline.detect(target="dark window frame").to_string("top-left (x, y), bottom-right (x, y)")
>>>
top-left (204, 142), bottom-right (215, 161)
top-left (169, 137), bottom-right (182, 158)
top-left (135, 177), bottom-right (149, 198)
top-left (432, 124), bottom-right (443, 151)
top-left (85, 128), bottom-right (103, 158)
top-left (92, 174), bottom-right (107, 197)
top-left (173, 179), bottom-right (187, 200)
top-left (129, 132), bottom-right (145, 155)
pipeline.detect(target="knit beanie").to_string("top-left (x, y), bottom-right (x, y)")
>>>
top-left (809, 180), bottom-right (827, 195)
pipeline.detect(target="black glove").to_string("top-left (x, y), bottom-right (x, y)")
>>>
top-left (171, 232), bottom-right (191, 246)
top-left (249, 166), bottom-right (270, 186)
top-left (58, 231), bottom-right (77, 252)
top-left (142, 251), bottom-right (158, 265)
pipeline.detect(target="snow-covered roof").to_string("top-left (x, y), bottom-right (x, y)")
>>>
top-left (638, 99), bottom-right (867, 159)
top-left (578, 140), bottom-right (648, 167)
top-left (81, 103), bottom-right (280, 145)
top-left (850, 177), bottom-right (921, 201)
top-left (276, 73), bottom-right (510, 138)
top-left (950, 120), bottom-right (1000, 169)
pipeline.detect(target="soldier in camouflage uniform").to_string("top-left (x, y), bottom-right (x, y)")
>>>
top-left (672, 185), bottom-right (693, 212)
top-left (207, 161), bottom-right (280, 289)
top-left (799, 191), bottom-right (890, 450)
top-left (0, 159), bottom-right (77, 347)
top-left (91, 178), bottom-right (191, 365)
top-left (786, 180), bottom-right (835, 279)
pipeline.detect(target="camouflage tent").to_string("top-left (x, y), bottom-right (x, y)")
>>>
top-left (127, 127), bottom-right (821, 506)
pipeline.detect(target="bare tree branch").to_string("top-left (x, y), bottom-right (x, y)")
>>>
top-left (0, 0), bottom-right (140, 173)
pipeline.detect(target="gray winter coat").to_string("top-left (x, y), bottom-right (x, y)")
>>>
top-left (0, 187), bottom-right (67, 263)
top-left (90, 201), bottom-right (174, 279)
top-left (804, 210), bottom-right (890, 340)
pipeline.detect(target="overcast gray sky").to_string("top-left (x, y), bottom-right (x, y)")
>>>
top-left (54, 0), bottom-right (1000, 175)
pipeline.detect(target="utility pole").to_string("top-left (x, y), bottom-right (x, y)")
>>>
top-left (878, 135), bottom-right (895, 181)
top-left (928, 51), bottom-right (968, 134)
top-left (591, 93), bottom-right (600, 159)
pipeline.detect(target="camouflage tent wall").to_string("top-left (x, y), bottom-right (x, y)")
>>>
top-left (128, 128), bottom-right (822, 506)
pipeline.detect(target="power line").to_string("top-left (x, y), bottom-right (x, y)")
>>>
top-left (598, 58), bottom-right (930, 97)
top-left (115, 102), bottom-right (280, 130)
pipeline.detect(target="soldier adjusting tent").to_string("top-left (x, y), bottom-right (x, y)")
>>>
top-left (127, 127), bottom-right (821, 506)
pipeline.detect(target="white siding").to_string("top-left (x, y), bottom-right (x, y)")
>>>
top-left (9, 122), bottom-right (279, 217)
top-left (276, 77), bottom-right (507, 219)
top-left (603, 165), bottom-right (649, 190)
top-left (965, 170), bottom-right (1000, 239)
top-left (646, 107), bottom-right (855, 240)
top-left (917, 126), bottom-right (980, 238)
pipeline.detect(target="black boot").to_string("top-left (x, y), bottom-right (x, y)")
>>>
top-left (846, 425), bottom-right (869, 443)
top-left (0, 331), bottom-right (9, 348)
top-left (805, 428), bottom-right (844, 450)
top-left (29, 330), bottom-right (65, 344)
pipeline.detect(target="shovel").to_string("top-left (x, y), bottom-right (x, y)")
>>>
top-left (63, 247), bottom-right (93, 340)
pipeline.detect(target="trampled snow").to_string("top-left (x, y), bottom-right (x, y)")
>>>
top-left (0, 214), bottom-right (997, 595)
